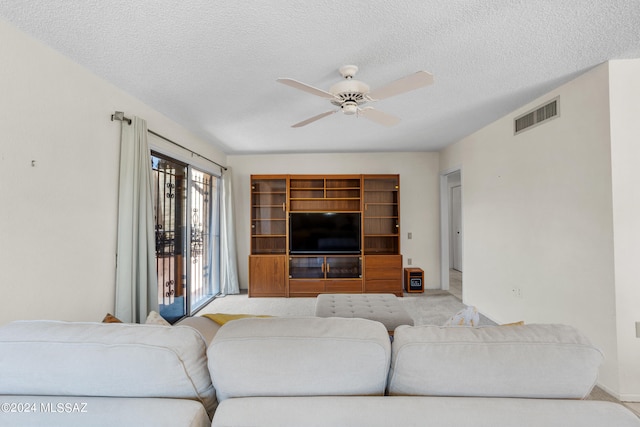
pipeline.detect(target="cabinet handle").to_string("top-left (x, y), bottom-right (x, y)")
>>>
top-left (321, 263), bottom-right (325, 273)
top-left (326, 263), bottom-right (330, 273)
top-left (282, 202), bottom-right (285, 211)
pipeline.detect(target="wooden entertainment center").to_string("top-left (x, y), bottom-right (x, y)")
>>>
top-left (249, 174), bottom-right (402, 297)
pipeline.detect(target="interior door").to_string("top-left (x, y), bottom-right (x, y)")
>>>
top-left (451, 185), bottom-right (463, 271)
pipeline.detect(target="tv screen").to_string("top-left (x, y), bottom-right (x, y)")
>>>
top-left (289, 212), bottom-right (361, 254)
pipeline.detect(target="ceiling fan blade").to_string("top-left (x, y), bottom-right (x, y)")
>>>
top-left (367, 71), bottom-right (434, 101)
top-left (291, 110), bottom-right (338, 128)
top-left (358, 107), bottom-right (401, 127)
top-left (277, 78), bottom-right (337, 100)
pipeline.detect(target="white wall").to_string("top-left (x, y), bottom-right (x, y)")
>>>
top-left (439, 61), bottom-right (640, 399)
top-left (0, 18), bottom-right (226, 325)
top-left (609, 59), bottom-right (640, 401)
top-left (227, 152), bottom-right (441, 290)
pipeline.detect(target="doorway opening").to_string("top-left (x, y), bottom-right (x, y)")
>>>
top-left (440, 168), bottom-right (463, 300)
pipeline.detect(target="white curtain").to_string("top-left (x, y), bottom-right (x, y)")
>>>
top-left (220, 167), bottom-right (240, 295)
top-left (115, 116), bottom-right (158, 323)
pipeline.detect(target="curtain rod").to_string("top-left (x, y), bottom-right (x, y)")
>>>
top-left (110, 111), bottom-right (227, 171)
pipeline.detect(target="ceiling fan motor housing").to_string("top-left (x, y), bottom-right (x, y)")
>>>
top-left (329, 79), bottom-right (370, 109)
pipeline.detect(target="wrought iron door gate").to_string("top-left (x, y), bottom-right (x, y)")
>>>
top-left (152, 153), bottom-right (219, 323)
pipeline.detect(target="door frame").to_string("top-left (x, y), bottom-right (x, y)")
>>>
top-left (450, 184), bottom-right (463, 271)
top-left (439, 167), bottom-right (462, 290)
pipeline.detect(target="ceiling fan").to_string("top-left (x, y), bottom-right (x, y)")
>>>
top-left (277, 65), bottom-right (433, 128)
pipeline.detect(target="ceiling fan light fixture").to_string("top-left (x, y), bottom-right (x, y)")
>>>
top-left (341, 102), bottom-right (358, 115)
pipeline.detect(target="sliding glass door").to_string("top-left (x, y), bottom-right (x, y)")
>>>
top-left (189, 167), bottom-right (220, 313)
top-left (152, 152), bottom-right (220, 323)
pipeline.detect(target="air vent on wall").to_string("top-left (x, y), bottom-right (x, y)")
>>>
top-left (514, 97), bottom-right (559, 134)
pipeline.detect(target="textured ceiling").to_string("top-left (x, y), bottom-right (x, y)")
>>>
top-left (1, 1), bottom-right (639, 154)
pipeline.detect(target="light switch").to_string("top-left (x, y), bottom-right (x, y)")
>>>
top-left (408, 232), bottom-right (412, 239)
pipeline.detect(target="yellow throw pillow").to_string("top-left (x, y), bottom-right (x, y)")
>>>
top-left (501, 321), bottom-right (525, 326)
top-left (202, 313), bottom-right (272, 325)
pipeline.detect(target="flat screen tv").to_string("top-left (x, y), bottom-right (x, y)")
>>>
top-left (289, 212), bottom-right (361, 254)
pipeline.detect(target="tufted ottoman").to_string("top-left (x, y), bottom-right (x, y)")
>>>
top-left (315, 293), bottom-right (414, 335)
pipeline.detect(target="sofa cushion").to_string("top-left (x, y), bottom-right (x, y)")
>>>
top-left (208, 317), bottom-right (391, 401)
top-left (0, 396), bottom-right (210, 427)
top-left (211, 396), bottom-right (640, 427)
top-left (0, 320), bottom-right (217, 417)
top-left (388, 324), bottom-right (603, 398)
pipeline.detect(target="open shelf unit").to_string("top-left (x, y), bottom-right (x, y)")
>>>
top-left (363, 175), bottom-right (400, 254)
top-left (250, 176), bottom-right (287, 255)
top-left (249, 174), bottom-right (402, 297)
top-left (289, 176), bottom-right (361, 212)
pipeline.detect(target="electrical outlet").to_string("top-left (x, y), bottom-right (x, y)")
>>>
top-left (407, 232), bottom-right (412, 239)
top-left (512, 287), bottom-right (522, 298)
top-left (407, 258), bottom-right (412, 265)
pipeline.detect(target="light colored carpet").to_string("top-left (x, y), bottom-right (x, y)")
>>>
top-left (449, 269), bottom-right (463, 300)
top-left (199, 293), bottom-right (315, 317)
top-left (401, 292), bottom-right (495, 326)
top-left (199, 291), bottom-right (496, 327)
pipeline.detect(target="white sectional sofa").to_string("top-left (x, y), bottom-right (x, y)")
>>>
top-left (210, 317), bottom-right (639, 427)
top-left (0, 317), bottom-right (638, 426)
top-left (0, 320), bottom-right (216, 427)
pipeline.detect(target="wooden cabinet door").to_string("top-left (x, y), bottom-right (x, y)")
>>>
top-left (324, 280), bottom-right (363, 293)
top-left (289, 279), bottom-right (363, 296)
top-left (364, 254), bottom-right (403, 296)
top-left (249, 255), bottom-right (287, 297)
top-left (288, 280), bottom-right (326, 297)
